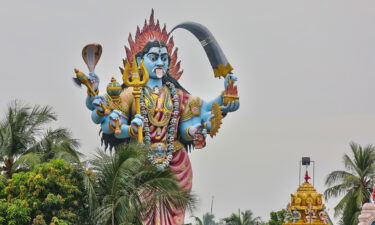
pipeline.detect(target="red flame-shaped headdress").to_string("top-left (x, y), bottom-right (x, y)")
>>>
top-left (120, 10), bottom-right (183, 81)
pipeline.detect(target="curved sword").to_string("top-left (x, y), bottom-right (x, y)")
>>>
top-left (170, 22), bottom-right (233, 78)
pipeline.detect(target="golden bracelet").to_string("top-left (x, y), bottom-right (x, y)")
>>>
top-left (96, 109), bottom-right (105, 117)
top-left (185, 126), bottom-right (194, 139)
top-left (108, 122), bottom-right (116, 133)
top-left (128, 126), bottom-right (137, 138)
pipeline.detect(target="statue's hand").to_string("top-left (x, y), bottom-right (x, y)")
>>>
top-left (92, 96), bottom-right (106, 113)
top-left (88, 72), bottom-right (100, 91)
top-left (188, 124), bottom-right (207, 138)
top-left (189, 123), bottom-right (207, 149)
top-left (221, 100), bottom-right (240, 113)
top-left (109, 110), bottom-right (123, 131)
top-left (130, 114), bottom-right (144, 133)
top-left (224, 74), bottom-right (238, 89)
top-left (188, 124), bottom-right (200, 137)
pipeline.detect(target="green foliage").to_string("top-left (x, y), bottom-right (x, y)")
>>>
top-left (268, 210), bottom-right (286, 225)
top-left (32, 215), bottom-right (48, 225)
top-left (89, 142), bottom-right (196, 225)
top-left (0, 101), bottom-right (82, 177)
top-left (0, 159), bottom-right (89, 225)
top-left (192, 212), bottom-right (220, 225)
top-left (324, 142), bottom-right (375, 225)
top-left (0, 199), bottom-right (31, 225)
top-left (222, 209), bottom-right (261, 225)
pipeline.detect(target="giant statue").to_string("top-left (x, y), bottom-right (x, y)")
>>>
top-left (73, 10), bottom-right (239, 224)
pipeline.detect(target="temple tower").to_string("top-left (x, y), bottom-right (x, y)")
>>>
top-left (283, 158), bottom-right (329, 225)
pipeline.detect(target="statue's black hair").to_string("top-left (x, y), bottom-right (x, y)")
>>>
top-left (135, 40), bottom-right (168, 60)
top-left (100, 129), bottom-right (129, 152)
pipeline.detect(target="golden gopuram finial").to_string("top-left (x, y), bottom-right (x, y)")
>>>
top-left (283, 158), bottom-right (330, 225)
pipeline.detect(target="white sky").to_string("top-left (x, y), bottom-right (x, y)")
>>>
top-left (1, 0), bottom-right (375, 223)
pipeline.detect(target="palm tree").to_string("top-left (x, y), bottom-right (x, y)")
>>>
top-left (192, 213), bottom-right (218, 225)
top-left (324, 142), bottom-right (375, 225)
top-left (88, 143), bottom-right (196, 225)
top-left (222, 209), bottom-right (261, 225)
top-left (26, 128), bottom-right (82, 163)
top-left (0, 101), bottom-right (82, 177)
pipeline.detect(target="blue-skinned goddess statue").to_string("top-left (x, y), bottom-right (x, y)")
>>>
top-left (73, 10), bottom-right (239, 225)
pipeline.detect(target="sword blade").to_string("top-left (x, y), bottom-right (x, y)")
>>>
top-left (171, 22), bottom-right (233, 78)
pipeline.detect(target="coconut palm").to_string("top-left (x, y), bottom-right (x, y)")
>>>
top-left (324, 142), bottom-right (375, 225)
top-left (192, 213), bottom-right (219, 225)
top-left (88, 143), bottom-right (196, 225)
top-left (222, 209), bottom-right (261, 225)
top-left (26, 127), bottom-right (82, 163)
top-left (0, 101), bottom-right (82, 177)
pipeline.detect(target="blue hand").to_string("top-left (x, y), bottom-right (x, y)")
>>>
top-left (188, 124), bottom-right (201, 137)
top-left (108, 110), bottom-right (125, 135)
top-left (88, 72), bottom-right (100, 91)
top-left (224, 74), bottom-right (238, 89)
top-left (221, 100), bottom-right (240, 113)
top-left (92, 96), bottom-right (106, 112)
top-left (109, 110), bottom-right (121, 121)
top-left (188, 120), bottom-right (210, 138)
top-left (130, 114), bottom-right (144, 133)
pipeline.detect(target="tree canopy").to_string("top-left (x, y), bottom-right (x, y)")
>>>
top-left (0, 159), bottom-right (88, 225)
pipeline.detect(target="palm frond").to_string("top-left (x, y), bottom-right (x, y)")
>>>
top-left (324, 183), bottom-right (352, 200)
top-left (11, 152), bottom-right (42, 173)
top-left (89, 142), bottom-right (197, 224)
top-left (325, 170), bottom-right (354, 187)
top-left (24, 104), bottom-right (56, 137)
top-left (192, 216), bottom-right (204, 225)
top-left (332, 191), bottom-right (355, 217)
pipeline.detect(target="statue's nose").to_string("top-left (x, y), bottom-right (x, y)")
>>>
top-left (156, 58), bottom-right (164, 67)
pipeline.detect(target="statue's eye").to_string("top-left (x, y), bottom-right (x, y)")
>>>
top-left (161, 56), bottom-right (167, 62)
top-left (148, 54), bottom-right (157, 61)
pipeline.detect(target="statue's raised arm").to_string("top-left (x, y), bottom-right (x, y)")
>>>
top-left (172, 21), bottom-right (240, 147)
top-left (178, 73), bottom-right (240, 148)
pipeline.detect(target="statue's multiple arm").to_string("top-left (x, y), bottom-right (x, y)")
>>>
top-left (179, 73), bottom-right (240, 142)
top-left (81, 72), bottom-right (143, 139)
top-left (79, 69), bottom-right (239, 145)
top-left (90, 103), bottom-right (143, 139)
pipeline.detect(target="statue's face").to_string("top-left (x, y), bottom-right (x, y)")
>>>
top-left (142, 46), bottom-right (169, 79)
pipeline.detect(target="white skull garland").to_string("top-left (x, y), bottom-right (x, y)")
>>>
top-left (141, 81), bottom-right (180, 170)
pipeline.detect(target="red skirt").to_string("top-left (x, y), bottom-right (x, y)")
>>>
top-left (142, 149), bottom-right (193, 225)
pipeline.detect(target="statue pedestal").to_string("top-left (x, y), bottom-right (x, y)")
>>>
top-left (358, 203), bottom-right (375, 225)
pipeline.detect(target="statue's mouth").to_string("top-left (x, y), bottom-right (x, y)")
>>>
top-left (153, 67), bottom-right (164, 78)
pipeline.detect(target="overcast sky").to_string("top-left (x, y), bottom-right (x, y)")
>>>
top-left (1, 0), bottom-right (375, 223)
